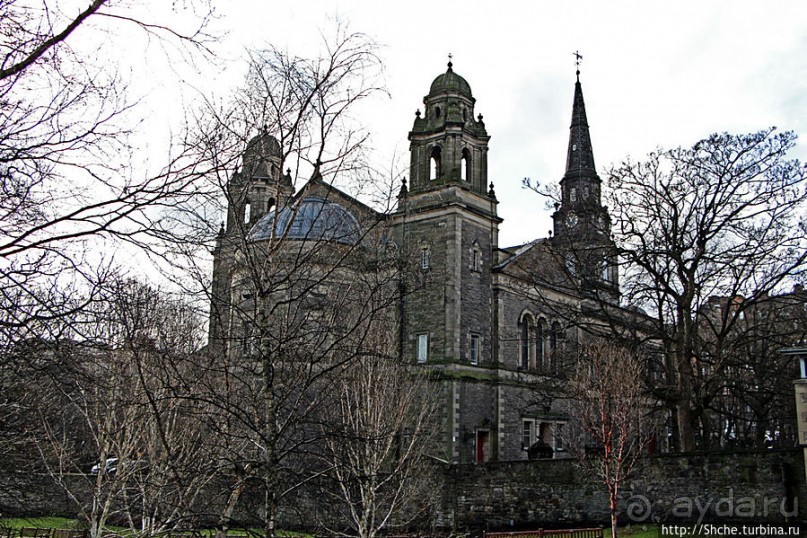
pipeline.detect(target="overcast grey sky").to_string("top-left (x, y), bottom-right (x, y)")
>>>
top-left (123, 0), bottom-right (807, 248)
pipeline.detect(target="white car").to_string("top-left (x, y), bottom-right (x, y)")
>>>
top-left (89, 458), bottom-right (147, 476)
top-left (90, 457), bottom-right (118, 476)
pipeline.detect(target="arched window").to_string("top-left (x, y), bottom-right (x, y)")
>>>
top-left (420, 247), bottom-right (430, 270)
top-left (461, 148), bottom-right (471, 182)
top-left (520, 313), bottom-right (534, 370)
top-left (536, 319), bottom-right (545, 370)
top-left (550, 321), bottom-right (562, 371)
top-left (244, 201), bottom-right (252, 223)
top-left (470, 241), bottom-right (482, 272)
top-left (520, 320), bottom-right (529, 369)
top-left (430, 146), bottom-right (441, 180)
top-left (565, 254), bottom-right (576, 275)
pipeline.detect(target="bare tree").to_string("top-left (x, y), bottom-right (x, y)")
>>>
top-left (0, 0), bottom-right (215, 342)
top-left (0, 2), bottom-right (219, 503)
top-left (605, 128), bottom-right (807, 451)
top-left (156, 24), bottom-right (392, 536)
top-left (569, 342), bottom-right (652, 538)
top-left (23, 279), bottom-right (218, 537)
top-left (316, 320), bottom-right (437, 538)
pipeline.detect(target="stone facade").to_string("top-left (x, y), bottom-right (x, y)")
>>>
top-left (208, 62), bottom-right (633, 464)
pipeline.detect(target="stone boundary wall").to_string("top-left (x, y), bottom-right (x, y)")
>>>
top-left (1, 450), bottom-right (803, 530)
top-left (439, 449), bottom-right (805, 531)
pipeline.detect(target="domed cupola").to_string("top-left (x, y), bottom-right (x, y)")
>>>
top-left (248, 196), bottom-right (361, 245)
top-left (243, 130), bottom-right (282, 180)
top-left (224, 130), bottom-right (295, 234)
top-left (428, 63), bottom-right (473, 99)
top-left (407, 59), bottom-right (491, 197)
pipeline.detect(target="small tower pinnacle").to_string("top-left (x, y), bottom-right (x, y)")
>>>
top-left (448, 52), bottom-right (453, 69)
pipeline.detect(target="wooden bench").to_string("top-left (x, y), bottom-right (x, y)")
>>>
top-left (544, 529), bottom-right (603, 538)
top-left (52, 530), bottom-right (88, 538)
top-left (166, 531), bottom-right (205, 538)
top-left (19, 529), bottom-right (52, 538)
top-left (484, 528), bottom-right (603, 538)
top-left (484, 531), bottom-right (543, 538)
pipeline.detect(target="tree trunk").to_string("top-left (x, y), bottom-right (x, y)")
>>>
top-left (673, 331), bottom-right (697, 452)
top-left (677, 402), bottom-right (696, 452)
top-left (610, 485), bottom-right (619, 538)
top-left (611, 511), bottom-right (618, 538)
top-left (262, 330), bottom-right (277, 538)
top-left (216, 473), bottom-right (250, 538)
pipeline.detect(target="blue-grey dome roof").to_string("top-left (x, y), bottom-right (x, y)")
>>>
top-left (248, 196), bottom-right (361, 245)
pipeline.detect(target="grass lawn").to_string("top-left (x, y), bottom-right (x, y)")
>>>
top-left (605, 525), bottom-right (658, 538)
top-left (0, 520), bottom-right (310, 538)
top-left (0, 518), bottom-right (81, 530)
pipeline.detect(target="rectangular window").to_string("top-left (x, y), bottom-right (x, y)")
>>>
top-left (242, 322), bottom-right (255, 356)
top-left (522, 419), bottom-right (534, 450)
top-left (470, 333), bottom-right (480, 365)
top-left (554, 423), bottom-right (565, 451)
top-left (421, 248), bottom-right (430, 270)
top-left (471, 249), bottom-right (481, 272)
top-left (417, 333), bottom-right (429, 363)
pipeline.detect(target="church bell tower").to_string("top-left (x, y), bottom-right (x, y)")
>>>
top-left (406, 59), bottom-right (493, 201)
top-left (208, 130), bottom-right (295, 353)
top-left (393, 59), bottom-right (502, 463)
top-left (393, 60), bottom-right (501, 365)
top-left (551, 63), bottom-right (619, 303)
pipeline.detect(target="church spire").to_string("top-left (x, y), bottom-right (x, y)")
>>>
top-left (564, 73), bottom-right (596, 176)
top-left (552, 59), bottom-right (607, 243)
top-left (551, 59), bottom-right (620, 303)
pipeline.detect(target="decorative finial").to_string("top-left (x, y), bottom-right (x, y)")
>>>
top-left (448, 53), bottom-right (453, 70)
top-left (398, 177), bottom-right (408, 198)
top-left (488, 182), bottom-right (496, 199)
top-left (549, 230), bottom-right (553, 238)
top-left (573, 50), bottom-right (583, 81)
top-left (415, 109), bottom-right (421, 118)
top-left (477, 113), bottom-right (484, 123)
top-left (554, 202), bottom-right (560, 211)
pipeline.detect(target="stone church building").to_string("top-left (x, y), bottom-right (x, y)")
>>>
top-left (209, 62), bottom-right (627, 465)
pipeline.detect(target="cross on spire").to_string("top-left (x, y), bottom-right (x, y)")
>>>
top-left (573, 50), bottom-right (583, 80)
top-left (448, 52), bottom-right (453, 69)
